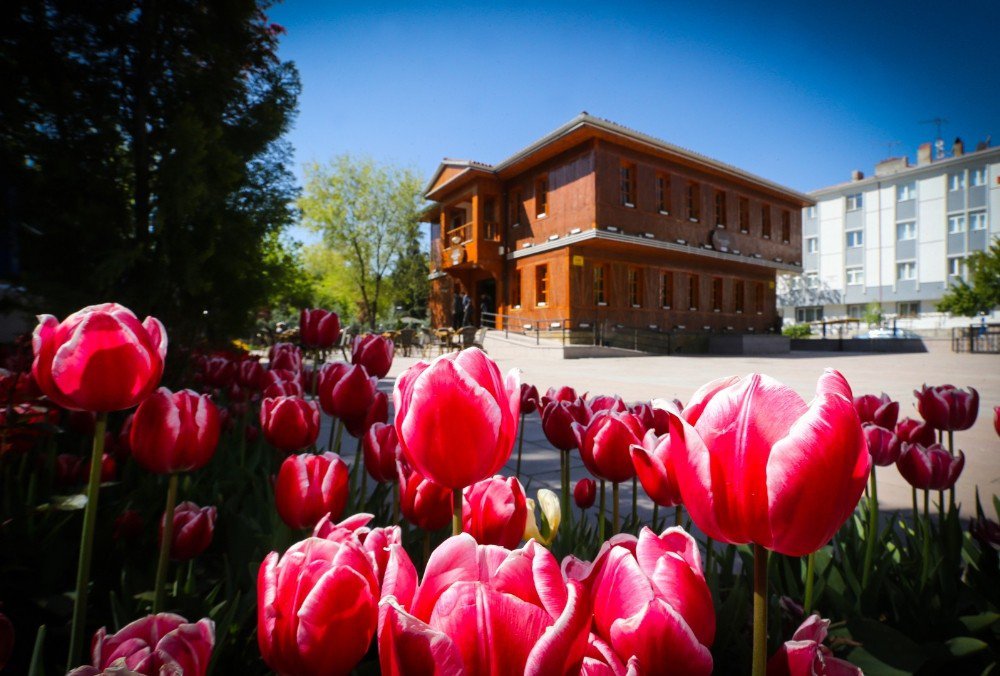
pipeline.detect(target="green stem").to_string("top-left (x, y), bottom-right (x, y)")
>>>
top-left (560, 450), bottom-right (572, 542)
top-left (67, 411), bottom-right (107, 670)
top-left (153, 473), bottom-right (180, 614)
top-left (947, 429), bottom-right (955, 513)
top-left (862, 466), bottom-right (878, 587)
top-left (612, 482), bottom-right (620, 534)
top-left (326, 417), bottom-right (337, 453)
top-left (652, 503), bottom-right (659, 532)
top-left (332, 419), bottom-right (344, 455)
top-left (804, 552), bottom-right (816, 615)
top-left (911, 487), bottom-right (918, 529)
top-left (752, 543), bottom-right (769, 676)
top-left (28, 624), bottom-right (46, 676)
top-left (452, 487), bottom-right (463, 536)
top-left (675, 503), bottom-right (684, 527)
top-left (516, 412), bottom-right (525, 478)
top-left (598, 480), bottom-right (606, 542)
top-left (921, 491), bottom-right (931, 585)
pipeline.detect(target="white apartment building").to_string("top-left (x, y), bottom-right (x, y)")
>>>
top-left (779, 139), bottom-right (1000, 328)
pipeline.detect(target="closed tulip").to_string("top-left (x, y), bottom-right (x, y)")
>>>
top-left (541, 385), bottom-right (578, 408)
top-left (862, 423), bottom-right (900, 466)
top-left (32, 303), bottom-right (166, 412)
top-left (767, 614), bottom-right (861, 676)
top-left (378, 534), bottom-right (591, 675)
top-left (161, 501), bottom-right (216, 561)
top-left (130, 388), bottom-right (221, 474)
top-left (397, 459), bottom-right (453, 531)
top-left (200, 356), bottom-right (236, 389)
top-left (520, 383), bottom-right (540, 415)
top-left (300, 308), bottom-right (341, 349)
top-left (462, 475), bottom-right (528, 548)
top-left (312, 513), bottom-right (402, 587)
top-left (631, 429), bottom-right (683, 507)
top-left (896, 442), bottom-right (965, 491)
top-left (895, 416), bottom-right (936, 447)
top-left (318, 362), bottom-right (377, 422)
top-left (344, 389), bottom-right (387, 439)
top-left (630, 402), bottom-right (672, 436)
top-left (67, 613), bottom-right (214, 676)
top-left (394, 348), bottom-right (519, 490)
top-left (352, 334), bottom-right (394, 379)
top-left (574, 478), bottom-right (596, 509)
top-left (260, 396), bottom-right (319, 453)
top-left (274, 452), bottom-right (349, 530)
top-left (589, 394), bottom-right (627, 414)
top-left (541, 398), bottom-right (590, 451)
top-left (915, 384), bottom-right (979, 431)
top-left (853, 392), bottom-right (899, 430)
top-left (237, 358), bottom-right (265, 391)
top-left (364, 421), bottom-right (399, 483)
top-left (268, 342), bottom-right (302, 373)
top-left (524, 488), bottom-right (561, 546)
top-left (668, 370), bottom-right (869, 557)
top-left (258, 537), bottom-right (379, 676)
top-left (574, 410), bottom-right (643, 483)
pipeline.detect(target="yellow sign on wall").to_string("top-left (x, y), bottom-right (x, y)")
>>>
top-left (572, 255), bottom-right (584, 267)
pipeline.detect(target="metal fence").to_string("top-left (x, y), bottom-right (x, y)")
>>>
top-left (951, 323), bottom-right (1000, 354)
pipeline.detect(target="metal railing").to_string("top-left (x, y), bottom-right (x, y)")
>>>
top-left (480, 312), bottom-right (570, 345)
top-left (952, 323), bottom-right (1000, 354)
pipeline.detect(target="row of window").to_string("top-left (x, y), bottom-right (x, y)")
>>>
top-left (835, 168), bottom-right (988, 214)
top-left (804, 210), bottom-right (988, 253)
top-left (806, 255), bottom-right (970, 289)
top-left (795, 300), bottom-right (921, 323)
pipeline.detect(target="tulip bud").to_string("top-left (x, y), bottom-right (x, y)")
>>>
top-left (318, 362), bottom-right (377, 422)
top-left (896, 442), bottom-right (965, 491)
top-left (541, 399), bottom-right (590, 451)
top-left (268, 342), bottom-right (302, 374)
top-left (895, 417), bottom-right (936, 447)
top-left (520, 383), bottom-right (540, 415)
top-left (589, 394), bottom-right (627, 414)
top-left (914, 384), bottom-right (979, 432)
top-left (853, 393), bottom-right (899, 430)
top-left (161, 502), bottom-right (216, 561)
top-left (574, 478), bottom-right (596, 509)
top-left (363, 421), bottom-right (399, 483)
top-left (541, 385), bottom-right (578, 408)
top-left (575, 410), bottom-right (643, 483)
top-left (351, 334), bottom-right (394, 379)
top-left (524, 488), bottom-right (561, 546)
top-left (274, 452), bottom-right (349, 530)
top-left (862, 423), bottom-right (900, 467)
top-left (299, 308), bottom-right (341, 350)
top-left (397, 459), bottom-right (453, 531)
top-left (768, 614), bottom-right (861, 676)
top-left (462, 475), bottom-right (528, 548)
top-left (260, 396), bottom-right (320, 453)
top-left (130, 388), bottom-right (221, 474)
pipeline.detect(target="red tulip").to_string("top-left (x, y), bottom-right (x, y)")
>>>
top-left (589, 394), bottom-right (627, 414)
top-left (767, 614), bottom-right (861, 676)
top-left (160, 501), bottom-right (216, 561)
top-left (397, 459), bottom-right (453, 531)
top-left (268, 342), bottom-right (302, 373)
top-left (630, 402), bottom-right (671, 435)
top-left (352, 334), bottom-right (394, 379)
top-left (631, 429), bottom-right (683, 507)
top-left (915, 384), bottom-right (979, 431)
top-left (67, 613), bottom-right (214, 676)
top-left (312, 513), bottom-right (403, 587)
top-left (896, 442), bottom-right (965, 491)
top-left (541, 398), bottom-right (591, 451)
top-left (995, 405), bottom-right (1000, 438)
top-left (299, 365), bottom-right (317, 395)
top-left (262, 377), bottom-right (303, 399)
top-left (274, 452), bottom-right (349, 529)
top-left (668, 370), bottom-right (869, 557)
top-left (300, 308), bottom-right (341, 349)
top-left (237, 358), bottom-right (265, 390)
top-left (394, 348), bottom-right (519, 490)
top-left (0, 367), bottom-right (40, 406)
top-left (200, 356), bottom-right (237, 389)
top-left (114, 509), bottom-right (144, 542)
top-left (462, 475), bottom-right (528, 548)
top-left (541, 385), bottom-right (579, 408)
top-left (32, 303), bottom-right (166, 412)
top-left (0, 402), bottom-right (55, 456)
top-left (520, 383), bottom-right (540, 415)
top-left (318, 362), bottom-right (377, 422)
top-left (895, 417), bottom-right (936, 447)
top-left (565, 527), bottom-right (714, 674)
top-left (853, 393), bottom-right (899, 430)
top-left (75, 452), bottom-right (117, 485)
top-left (258, 537), bottom-right (379, 676)
top-left (364, 421), bottom-right (399, 483)
top-left (574, 409), bottom-right (643, 483)
top-left (260, 396), bottom-right (320, 453)
top-left (129, 388), bottom-right (220, 474)
top-left (346, 388), bottom-right (388, 438)
top-left (862, 423), bottom-right (900, 467)
top-left (378, 534), bottom-right (591, 675)
top-left (574, 478), bottom-right (596, 509)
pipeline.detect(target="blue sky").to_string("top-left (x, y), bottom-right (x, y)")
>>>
top-left (270, 1), bottom-right (999, 242)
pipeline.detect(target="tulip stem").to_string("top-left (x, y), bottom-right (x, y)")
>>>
top-left (515, 412), bottom-right (525, 478)
top-left (911, 487), bottom-right (918, 530)
top-left (803, 552), bottom-right (816, 614)
top-left (652, 503), bottom-right (659, 531)
top-left (752, 543), bottom-right (768, 676)
top-left (947, 430), bottom-right (955, 513)
top-left (153, 473), bottom-right (179, 614)
top-left (598, 480), bottom-right (606, 542)
top-left (675, 504), bottom-right (684, 527)
top-left (67, 411), bottom-right (107, 670)
top-left (452, 487), bottom-right (463, 536)
top-left (862, 466), bottom-right (878, 588)
top-left (921, 491), bottom-right (931, 585)
top-left (560, 450), bottom-right (572, 543)
top-left (612, 482), bottom-right (620, 534)
top-left (332, 419), bottom-right (343, 455)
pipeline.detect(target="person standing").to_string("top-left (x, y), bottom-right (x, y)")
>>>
top-left (452, 289), bottom-right (463, 330)
top-left (461, 292), bottom-right (473, 327)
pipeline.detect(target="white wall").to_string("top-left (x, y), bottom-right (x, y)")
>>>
top-left (817, 197), bottom-right (844, 292)
top-left (917, 175), bottom-right (946, 285)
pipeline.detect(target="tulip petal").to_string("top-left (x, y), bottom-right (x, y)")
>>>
top-left (609, 598), bottom-right (713, 676)
top-left (296, 565), bottom-right (377, 676)
top-left (378, 598), bottom-right (464, 676)
top-left (681, 375), bottom-right (742, 424)
top-left (590, 547), bottom-right (654, 641)
top-left (410, 534), bottom-right (480, 622)
top-left (525, 580), bottom-right (591, 676)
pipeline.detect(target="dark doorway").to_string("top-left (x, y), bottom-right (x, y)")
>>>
top-left (476, 277), bottom-right (496, 326)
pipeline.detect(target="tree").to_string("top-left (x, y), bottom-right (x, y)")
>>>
top-left (937, 240), bottom-right (1000, 317)
top-left (298, 156), bottom-right (424, 330)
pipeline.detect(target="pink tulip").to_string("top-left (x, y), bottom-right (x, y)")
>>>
top-left (237, 358), bottom-right (265, 391)
top-left (352, 334), bottom-right (394, 380)
top-left (541, 398), bottom-right (591, 451)
top-left (896, 442), bottom-right (965, 491)
top-left (364, 421), bottom-right (399, 483)
top-left (258, 538), bottom-right (379, 676)
top-left (895, 417), bottom-right (936, 447)
top-left (378, 534), bottom-right (591, 675)
top-left (313, 513), bottom-right (403, 587)
top-left (397, 459), bottom-right (453, 531)
top-left (541, 385), bottom-right (579, 408)
top-left (668, 370), bottom-right (869, 557)
top-left (32, 303), bottom-right (166, 412)
top-left (862, 423), bottom-right (900, 467)
top-left (631, 429), bottom-right (683, 507)
top-left (630, 402), bottom-right (672, 436)
top-left (520, 383), bottom-right (540, 415)
top-left (767, 614), bottom-right (861, 676)
top-left (318, 361), bottom-right (377, 422)
top-left (160, 501), bottom-right (216, 561)
top-left (589, 394), bottom-right (627, 414)
top-left (200, 356), bottom-right (237, 389)
top-left (130, 388), bottom-right (221, 474)
top-left (914, 384), bottom-right (979, 431)
top-left (463, 475), bottom-right (528, 548)
top-left (300, 308), bottom-right (341, 349)
top-left (394, 348), bottom-right (519, 490)
top-left (344, 389), bottom-right (388, 439)
top-left (260, 396), bottom-right (320, 453)
top-left (574, 410), bottom-right (643, 483)
top-left (268, 342), bottom-right (302, 373)
top-left (67, 613), bottom-right (214, 676)
top-left (574, 478), bottom-right (597, 509)
top-left (274, 452), bottom-right (349, 529)
top-left (853, 393), bottom-right (899, 430)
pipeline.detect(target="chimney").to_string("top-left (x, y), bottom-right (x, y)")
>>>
top-left (875, 157), bottom-right (909, 176)
top-left (953, 137), bottom-right (964, 157)
top-left (851, 169), bottom-right (864, 181)
top-left (917, 142), bottom-right (932, 165)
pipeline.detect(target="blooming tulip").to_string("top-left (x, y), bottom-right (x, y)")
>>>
top-left (161, 501), bottom-right (216, 561)
top-left (915, 384), bottom-right (979, 432)
top-left (541, 385), bottom-right (579, 408)
top-left (130, 388), bottom-right (221, 474)
top-left (344, 389), bottom-right (387, 439)
top-left (394, 348), bottom-right (519, 490)
top-left (352, 334), bottom-right (394, 379)
top-left (313, 513), bottom-right (402, 586)
top-left (318, 361), bottom-right (377, 422)
top-left (631, 401), bottom-right (671, 436)
top-left (631, 429), bottom-right (683, 507)
top-left (364, 421), bottom-right (399, 483)
top-left (397, 459), bottom-right (453, 531)
top-left (300, 308), bottom-right (341, 349)
top-left (520, 383), bottom-right (540, 415)
top-left (574, 478), bottom-right (596, 509)
top-left (574, 410), bottom-right (643, 483)
top-left (524, 488), bottom-right (561, 546)
top-left (268, 342), bottom-right (302, 373)
top-left (67, 613), bottom-right (215, 676)
top-left (767, 614), bottom-right (861, 676)
top-left (862, 423), bottom-right (900, 467)
top-left (463, 475), bottom-right (528, 548)
top-left (896, 442), bottom-right (965, 491)
top-left (541, 398), bottom-right (590, 451)
top-left (237, 358), bottom-right (265, 391)
top-left (259, 537), bottom-right (379, 676)
top-left (260, 396), bottom-right (320, 453)
top-left (895, 416), bottom-right (936, 447)
top-left (853, 392), bottom-right (899, 430)
top-left (200, 356), bottom-right (236, 389)
top-left (589, 394), bottom-right (627, 414)
top-left (668, 370), bottom-right (869, 557)
top-left (32, 303), bottom-right (166, 412)
top-left (274, 452), bottom-right (349, 530)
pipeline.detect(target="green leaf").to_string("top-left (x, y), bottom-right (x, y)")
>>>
top-left (947, 637), bottom-right (989, 658)
top-left (848, 647), bottom-right (913, 676)
top-left (960, 612), bottom-right (1000, 634)
top-left (847, 617), bottom-right (928, 672)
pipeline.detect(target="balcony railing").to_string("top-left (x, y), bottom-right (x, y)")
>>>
top-left (445, 224), bottom-right (471, 244)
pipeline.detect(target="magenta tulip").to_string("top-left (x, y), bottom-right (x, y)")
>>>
top-left (364, 421), bottom-right (399, 483)
top-left (668, 370), bottom-right (869, 557)
top-left (895, 417), bottom-right (936, 447)
top-left (258, 538), bottom-right (379, 676)
top-left (896, 442), bottom-right (965, 491)
top-left (462, 475), bottom-right (528, 548)
top-left (67, 613), bottom-right (214, 676)
top-left (352, 334), bottom-right (394, 379)
top-left (574, 410), bottom-right (643, 483)
top-left (631, 429), bottom-right (683, 507)
top-left (589, 394), bottom-right (627, 414)
top-left (274, 452), bottom-right (349, 529)
top-left (237, 358), bottom-right (265, 391)
top-left (260, 396), bottom-right (319, 453)
top-left (344, 389), bottom-right (387, 439)
top-left (130, 388), bottom-right (221, 474)
top-left (631, 402), bottom-right (672, 436)
top-left (200, 356), bottom-right (237, 389)
top-left (300, 308), bottom-right (341, 349)
top-left (520, 383), bottom-right (540, 415)
top-left (915, 384), bottom-right (979, 431)
top-left (541, 398), bottom-right (591, 451)
top-left (32, 303), bottom-right (166, 412)
top-left (995, 405), bottom-right (1000, 437)
top-left (312, 513), bottom-right (403, 587)
top-left (767, 614), bottom-right (861, 676)
top-left (318, 361), bottom-right (377, 422)
top-left (853, 392), bottom-right (899, 430)
top-left (160, 501), bottom-right (216, 561)
top-left (541, 385), bottom-right (579, 408)
top-left (394, 348), bottom-right (519, 490)
top-left (268, 342), bottom-right (302, 373)
top-left (574, 478), bottom-right (597, 509)
top-left (862, 423), bottom-right (900, 467)
top-left (397, 459), bottom-right (453, 531)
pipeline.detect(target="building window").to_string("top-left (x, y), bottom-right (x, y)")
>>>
top-left (754, 283), bottom-right (765, 313)
top-left (734, 280), bottom-right (745, 313)
top-left (846, 193), bottom-right (863, 211)
top-left (949, 173), bottom-right (965, 191)
top-left (620, 162), bottom-right (636, 207)
top-left (687, 181), bottom-right (700, 221)
top-left (593, 265), bottom-right (607, 305)
top-left (947, 257), bottom-right (966, 279)
top-left (806, 236), bottom-right (818, 253)
top-left (947, 215), bottom-right (966, 234)
top-left (711, 277), bottom-right (723, 311)
top-left (535, 177), bottom-right (548, 217)
top-left (896, 261), bottom-right (916, 281)
top-left (738, 197), bottom-right (750, 232)
top-left (659, 271), bottom-right (673, 308)
top-left (846, 230), bottom-right (863, 248)
top-left (510, 269), bottom-right (523, 308)
top-left (804, 272), bottom-right (819, 289)
top-left (688, 274), bottom-right (700, 310)
top-left (898, 301), bottom-right (919, 318)
top-left (535, 265), bottom-right (548, 306)
top-left (628, 267), bottom-right (643, 307)
top-left (970, 211), bottom-right (987, 231)
top-left (807, 206), bottom-right (817, 218)
top-left (761, 206), bottom-right (772, 238)
top-left (896, 182), bottom-right (916, 201)
top-left (781, 210), bottom-right (791, 243)
top-left (847, 304), bottom-right (867, 319)
top-left (796, 306), bottom-right (823, 323)
top-left (656, 173), bottom-right (671, 213)
top-left (846, 266), bottom-right (864, 285)
top-left (509, 189), bottom-right (522, 226)
top-left (714, 190), bottom-right (727, 227)
top-left (896, 221), bottom-right (916, 240)
top-left (971, 168), bottom-right (986, 186)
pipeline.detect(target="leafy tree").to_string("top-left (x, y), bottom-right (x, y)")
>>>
top-left (301, 243), bottom-right (359, 320)
top-left (298, 155), bottom-right (424, 330)
top-left (938, 241), bottom-right (1000, 317)
top-left (389, 225), bottom-right (430, 320)
top-left (863, 302), bottom-right (883, 327)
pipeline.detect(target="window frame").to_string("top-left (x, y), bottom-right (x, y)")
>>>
top-left (620, 162), bottom-right (636, 207)
top-left (593, 264), bottom-right (607, 306)
top-left (754, 282), bottom-right (765, 314)
top-left (845, 266), bottom-right (864, 286)
top-left (509, 188), bottom-right (523, 227)
top-left (970, 211), bottom-right (987, 231)
top-left (897, 301), bottom-right (919, 318)
top-left (806, 236), bottom-right (819, 254)
top-left (896, 260), bottom-right (917, 281)
top-left (738, 197), bottom-right (750, 232)
top-left (656, 173), bottom-right (671, 214)
top-left (714, 190), bottom-right (727, 227)
top-left (949, 173), bottom-right (966, 191)
top-left (846, 193), bottom-right (863, 211)
top-left (687, 181), bottom-right (701, 221)
top-left (659, 270), bottom-right (673, 309)
top-left (761, 205), bottom-right (772, 239)
top-left (947, 215), bottom-right (966, 234)
top-left (846, 229), bottom-right (864, 248)
top-left (711, 276), bottom-right (724, 312)
top-left (535, 264), bottom-right (549, 306)
top-left (628, 267), bottom-right (644, 308)
top-left (781, 210), bottom-right (791, 243)
top-left (947, 256), bottom-right (966, 279)
top-left (734, 279), bottom-right (745, 313)
top-left (896, 182), bottom-right (916, 202)
top-left (896, 220), bottom-right (916, 241)
top-left (510, 269), bottom-right (522, 308)
top-left (971, 168), bottom-right (986, 186)
top-left (688, 274), bottom-right (700, 311)
top-left (535, 176), bottom-right (548, 218)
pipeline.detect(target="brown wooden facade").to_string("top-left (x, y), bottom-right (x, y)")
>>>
top-left (422, 115), bottom-right (812, 334)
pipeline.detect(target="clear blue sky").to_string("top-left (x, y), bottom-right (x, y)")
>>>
top-left (270, 0), bottom-right (999, 242)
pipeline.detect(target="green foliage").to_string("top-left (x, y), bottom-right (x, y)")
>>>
top-left (863, 301), bottom-right (884, 327)
top-left (782, 323), bottom-right (812, 338)
top-left (938, 241), bottom-right (1000, 317)
top-left (301, 243), bottom-right (361, 319)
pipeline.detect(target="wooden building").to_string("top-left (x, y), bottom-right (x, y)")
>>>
top-left (422, 114), bottom-right (812, 336)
